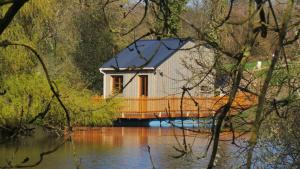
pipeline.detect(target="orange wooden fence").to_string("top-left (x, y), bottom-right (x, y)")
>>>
top-left (92, 92), bottom-right (256, 119)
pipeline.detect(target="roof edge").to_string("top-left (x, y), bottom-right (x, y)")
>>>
top-left (99, 67), bottom-right (155, 72)
top-left (99, 37), bottom-right (192, 70)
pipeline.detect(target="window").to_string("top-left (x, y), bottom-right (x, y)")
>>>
top-left (200, 85), bottom-right (209, 91)
top-left (200, 85), bottom-right (212, 92)
top-left (139, 75), bottom-right (148, 97)
top-left (112, 76), bottom-right (123, 94)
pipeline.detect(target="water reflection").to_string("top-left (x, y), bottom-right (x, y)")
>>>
top-left (0, 127), bottom-right (242, 169)
top-left (72, 127), bottom-right (208, 146)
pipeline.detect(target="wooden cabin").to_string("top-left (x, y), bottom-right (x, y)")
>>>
top-left (98, 38), bottom-right (255, 119)
top-left (99, 38), bottom-right (215, 99)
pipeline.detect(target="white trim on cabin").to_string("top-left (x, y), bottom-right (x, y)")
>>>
top-left (100, 67), bottom-right (155, 71)
top-left (99, 68), bottom-right (107, 98)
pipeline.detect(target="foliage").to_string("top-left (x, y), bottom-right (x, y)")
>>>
top-left (256, 96), bottom-right (300, 168)
top-left (154, 0), bottom-right (188, 36)
top-left (72, 3), bottom-right (116, 91)
top-left (0, 0), bottom-right (123, 129)
top-left (0, 71), bottom-right (120, 128)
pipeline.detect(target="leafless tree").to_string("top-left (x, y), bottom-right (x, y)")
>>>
top-left (102, 0), bottom-right (300, 168)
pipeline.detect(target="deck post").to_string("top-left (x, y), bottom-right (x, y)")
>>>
top-left (159, 118), bottom-right (162, 127)
top-left (193, 119), bottom-right (195, 128)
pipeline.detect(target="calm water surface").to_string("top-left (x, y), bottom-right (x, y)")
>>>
top-left (0, 127), bottom-right (244, 169)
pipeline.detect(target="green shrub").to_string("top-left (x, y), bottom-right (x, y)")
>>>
top-left (0, 72), bottom-right (120, 129)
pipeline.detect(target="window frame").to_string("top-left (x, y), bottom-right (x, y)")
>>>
top-left (111, 75), bottom-right (123, 94)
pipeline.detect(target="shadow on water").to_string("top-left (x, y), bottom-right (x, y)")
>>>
top-left (113, 118), bottom-right (213, 128)
top-left (149, 119), bottom-right (213, 128)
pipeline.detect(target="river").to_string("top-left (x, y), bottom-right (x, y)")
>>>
top-left (0, 127), bottom-right (246, 169)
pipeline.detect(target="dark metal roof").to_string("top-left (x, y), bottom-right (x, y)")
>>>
top-left (100, 38), bottom-right (189, 70)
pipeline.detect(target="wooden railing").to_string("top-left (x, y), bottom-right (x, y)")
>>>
top-left (92, 92), bottom-right (257, 119)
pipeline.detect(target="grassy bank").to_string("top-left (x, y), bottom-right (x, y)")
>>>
top-left (0, 73), bottom-right (122, 134)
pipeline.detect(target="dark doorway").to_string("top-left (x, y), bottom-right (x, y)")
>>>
top-left (139, 75), bottom-right (148, 97)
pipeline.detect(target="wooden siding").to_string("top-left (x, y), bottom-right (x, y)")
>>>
top-left (155, 41), bottom-right (215, 97)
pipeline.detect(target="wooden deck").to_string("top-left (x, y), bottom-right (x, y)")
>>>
top-left (92, 92), bottom-right (256, 119)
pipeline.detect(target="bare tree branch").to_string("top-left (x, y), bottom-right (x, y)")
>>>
top-left (0, 0), bottom-right (28, 35)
